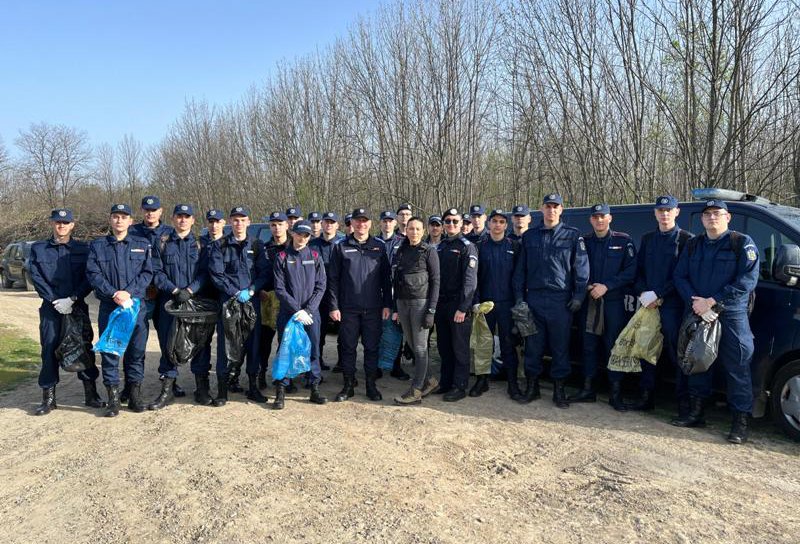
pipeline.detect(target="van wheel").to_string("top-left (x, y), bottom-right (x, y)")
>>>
top-left (771, 360), bottom-right (800, 441)
top-left (24, 271), bottom-right (35, 292)
top-left (1, 271), bottom-right (12, 289)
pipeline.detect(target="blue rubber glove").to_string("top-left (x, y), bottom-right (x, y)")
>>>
top-left (236, 289), bottom-right (252, 303)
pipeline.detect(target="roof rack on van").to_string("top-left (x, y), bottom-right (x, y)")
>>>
top-left (691, 187), bottom-right (772, 205)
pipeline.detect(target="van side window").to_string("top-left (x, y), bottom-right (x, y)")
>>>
top-left (744, 217), bottom-right (794, 281)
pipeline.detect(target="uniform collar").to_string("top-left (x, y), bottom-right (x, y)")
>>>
top-left (106, 233), bottom-right (129, 244)
top-left (48, 237), bottom-right (75, 247)
top-left (658, 225), bottom-right (679, 236)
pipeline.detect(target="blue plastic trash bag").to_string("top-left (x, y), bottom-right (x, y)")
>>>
top-left (378, 318), bottom-right (403, 371)
top-left (272, 317), bottom-right (311, 381)
top-left (94, 299), bottom-right (142, 357)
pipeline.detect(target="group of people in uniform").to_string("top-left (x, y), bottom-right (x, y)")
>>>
top-left (27, 191), bottom-right (759, 444)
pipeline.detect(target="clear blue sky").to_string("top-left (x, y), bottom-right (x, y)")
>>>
top-left (0, 0), bottom-right (377, 154)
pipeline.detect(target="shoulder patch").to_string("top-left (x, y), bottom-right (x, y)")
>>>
top-left (578, 238), bottom-right (586, 252)
top-left (746, 246), bottom-right (757, 261)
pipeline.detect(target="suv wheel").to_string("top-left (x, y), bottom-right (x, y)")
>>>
top-left (1, 271), bottom-right (12, 289)
top-left (771, 360), bottom-right (800, 441)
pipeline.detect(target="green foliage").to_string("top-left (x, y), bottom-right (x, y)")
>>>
top-left (0, 325), bottom-right (39, 391)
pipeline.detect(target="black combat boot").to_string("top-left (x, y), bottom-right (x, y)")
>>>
top-left (608, 382), bottom-right (627, 412)
top-left (105, 385), bottom-right (121, 417)
top-left (227, 368), bottom-right (244, 393)
top-left (128, 382), bottom-right (146, 413)
top-left (567, 377), bottom-right (596, 403)
top-left (246, 373), bottom-right (268, 403)
top-left (519, 376), bottom-right (540, 404)
top-left (507, 377), bottom-right (525, 402)
top-left (626, 389), bottom-right (655, 411)
top-left (366, 375), bottom-right (383, 401)
top-left (468, 375), bottom-right (489, 397)
top-left (335, 376), bottom-right (356, 402)
top-left (82, 380), bottom-right (107, 408)
top-left (119, 380), bottom-right (131, 404)
top-left (35, 387), bottom-right (57, 416)
top-left (553, 379), bottom-right (569, 409)
top-left (194, 374), bottom-right (213, 406)
top-left (273, 384), bottom-right (286, 410)
top-left (310, 384), bottom-right (327, 405)
top-left (172, 381), bottom-right (186, 398)
top-left (671, 396), bottom-right (705, 427)
top-left (212, 380), bottom-right (228, 407)
top-left (727, 411), bottom-right (749, 444)
top-left (148, 377), bottom-right (176, 411)
top-left (443, 388), bottom-right (467, 402)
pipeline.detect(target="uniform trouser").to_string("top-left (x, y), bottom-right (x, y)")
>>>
top-left (483, 300), bottom-right (518, 379)
top-left (523, 290), bottom-right (572, 380)
top-left (687, 311), bottom-right (754, 413)
top-left (191, 317), bottom-right (226, 376)
top-left (98, 299), bottom-right (148, 386)
top-left (582, 297), bottom-right (627, 382)
top-left (339, 308), bottom-right (382, 379)
top-left (275, 311), bottom-right (322, 386)
top-left (435, 300), bottom-right (472, 390)
top-left (259, 324), bottom-right (277, 373)
top-left (38, 302), bottom-right (99, 388)
top-left (656, 305), bottom-right (686, 397)
top-left (396, 299), bottom-right (431, 389)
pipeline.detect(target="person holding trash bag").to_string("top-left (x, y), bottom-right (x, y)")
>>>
top-left (86, 204), bottom-right (153, 417)
top-left (631, 195), bottom-right (693, 412)
top-left (272, 220), bottom-right (328, 409)
top-left (432, 208), bottom-right (479, 402)
top-left (147, 204), bottom-right (208, 410)
top-left (568, 204), bottom-right (637, 410)
top-left (672, 200), bottom-right (759, 444)
top-left (513, 193), bottom-right (589, 408)
top-left (328, 208), bottom-right (393, 402)
top-left (192, 209), bottom-right (227, 405)
top-left (391, 216), bottom-right (440, 405)
top-left (29, 208), bottom-right (105, 415)
top-left (474, 209), bottom-right (523, 400)
top-left (207, 206), bottom-right (270, 406)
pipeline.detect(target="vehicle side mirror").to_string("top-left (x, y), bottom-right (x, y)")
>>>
top-left (774, 244), bottom-right (800, 286)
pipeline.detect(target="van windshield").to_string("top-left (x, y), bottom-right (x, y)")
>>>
top-left (772, 204), bottom-right (800, 234)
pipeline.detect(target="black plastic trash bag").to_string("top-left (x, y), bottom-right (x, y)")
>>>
top-left (222, 298), bottom-right (257, 372)
top-left (678, 313), bottom-right (722, 375)
top-left (164, 298), bottom-right (221, 366)
top-left (511, 300), bottom-right (537, 337)
top-left (55, 306), bottom-right (94, 372)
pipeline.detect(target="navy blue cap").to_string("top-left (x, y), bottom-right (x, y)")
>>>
top-left (380, 210), bottom-right (396, 221)
top-left (351, 208), bottom-right (369, 220)
top-left (308, 211), bottom-right (322, 221)
top-left (397, 203), bottom-right (412, 213)
top-left (463, 215), bottom-right (473, 224)
top-left (229, 206), bottom-right (250, 217)
top-left (141, 196), bottom-right (161, 210)
top-left (50, 208), bottom-right (74, 222)
top-left (322, 211), bottom-right (339, 222)
top-left (703, 200), bottom-right (728, 212)
top-left (590, 203), bottom-right (611, 216)
top-left (110, 203), bottom-right (132, 215)
top-left (512, 205), bottom-right (530, 216)
top-left (268, 211), bottom-right (288, 222)
top-left (291, 220), bottom-right (313, 235)
top-left (344, 213), bottom-right (353, 225)
top-left (654, 195), bottom-right (678, 209)
top-left (543, 193), bottom-right (563, 205)
top-left (488, 209), bottom-right (507, 220)
top-left (173, 204), bottom-right (194, 216)
top-left (469, 204), bottom-right (485, 216)
top-left (285, 207), bottom-right (302, 218)
top-left (442, 208), bottom-right (460, 219)
top-left (206, 209), bottom-right (224, 221)
top-left (428, 215), bottom-right (443, 225)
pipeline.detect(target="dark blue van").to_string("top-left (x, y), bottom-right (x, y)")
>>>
top-left (534, 188), bottom-right (800, 440)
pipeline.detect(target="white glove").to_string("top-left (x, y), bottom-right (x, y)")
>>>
top-left (700, 309), bottom-right (719, 323)
top-left (121, 299), bottom-right (134, 310)
top-left (294, 309), bottom-right (313, 326)
top-left (52, 298), bottom-right (74, 314)
top-left (639, 291), bottom-right (658, 308)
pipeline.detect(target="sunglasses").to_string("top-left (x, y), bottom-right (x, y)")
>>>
top-left (443, 219), bottom-right (460, 225)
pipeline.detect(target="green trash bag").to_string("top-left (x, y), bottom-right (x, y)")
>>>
top-left (470, 301), bottom-right (495, 375)
top-left (608, 306), bottom-right (663, 373)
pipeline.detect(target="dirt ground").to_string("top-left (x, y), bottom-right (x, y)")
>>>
top-left (0, 288), bottom-right (798, 544)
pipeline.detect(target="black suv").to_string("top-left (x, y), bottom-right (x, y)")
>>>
top-left (0, 241), bottom-right (35, 290)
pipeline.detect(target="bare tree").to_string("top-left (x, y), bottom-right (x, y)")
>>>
top-left (118, 134), bottom-right (145, 204)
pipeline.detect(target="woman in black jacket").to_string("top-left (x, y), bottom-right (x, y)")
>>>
top-left (391, 217), bottom-right (441, 404)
